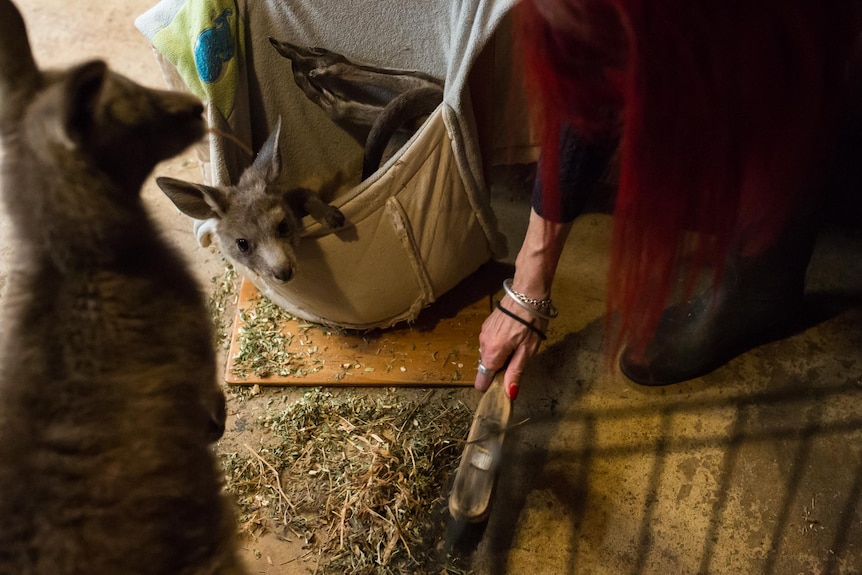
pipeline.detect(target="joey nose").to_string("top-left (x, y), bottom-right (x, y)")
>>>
top-left (274, 268), bottom-right (294, 282)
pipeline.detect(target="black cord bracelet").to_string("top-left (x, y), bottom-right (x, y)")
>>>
top-left (495, 301), bottom-right (547, 341)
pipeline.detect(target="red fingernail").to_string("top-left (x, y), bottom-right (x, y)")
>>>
top-left (507, 383), bottom-right (519, 401)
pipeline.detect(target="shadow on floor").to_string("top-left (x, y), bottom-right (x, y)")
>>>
top-left (457, 287), bottom-right (862, 574)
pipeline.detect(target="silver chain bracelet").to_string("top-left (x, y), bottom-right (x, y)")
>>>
top-left (502, 278), bottom-right (559, 320)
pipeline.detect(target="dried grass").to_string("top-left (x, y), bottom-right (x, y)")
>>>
top-left (230, 295), bottom-right (328, 379)
top-left (221, 388), bottom-right (474, 574)
top-left (208, 261), bottom-right (240, 351)
top-left (208, 264), bottom-right (476, 573)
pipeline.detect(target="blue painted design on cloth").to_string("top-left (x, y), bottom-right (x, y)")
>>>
top-left (194, 8), bottom-right (234, 84)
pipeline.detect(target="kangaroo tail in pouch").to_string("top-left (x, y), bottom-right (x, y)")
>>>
top-left (361, 85), bottom-right (443, 180)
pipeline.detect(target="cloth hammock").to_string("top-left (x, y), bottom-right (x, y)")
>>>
top-left (137, 0), bottom-right (515, 328)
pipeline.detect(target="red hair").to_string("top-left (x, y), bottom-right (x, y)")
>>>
top-left (517, 0), bottom-right (860, 354)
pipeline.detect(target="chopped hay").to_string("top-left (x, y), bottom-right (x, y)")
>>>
top-left (208, 263), bottom-right (330, 380)
top-left (208, 264), bottom-right (478, 572)
top-left (207, 262), bottom-right (240, 350)
top-left (221, 388), bottom-right (475, 574)
top-left (229, 295), bottom-right (328, 379)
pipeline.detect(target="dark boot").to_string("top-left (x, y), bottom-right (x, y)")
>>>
top-left (619, 212), bottom-right (819, 386)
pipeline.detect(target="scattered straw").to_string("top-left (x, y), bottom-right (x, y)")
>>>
top-left (221, 388), bottom-right (475, 574)
top-left (207, 264), bottom-right (477, 572)
top-left (230, 295), bottom-right (328, 379)
top-left (208, 262), bottom-right (240, 350)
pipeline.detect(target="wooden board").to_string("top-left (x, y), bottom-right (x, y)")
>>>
top-left (224, 262), bottom-right (513, 386)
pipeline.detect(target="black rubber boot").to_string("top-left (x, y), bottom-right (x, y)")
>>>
top-left (619, 214), bottom-right (819, 386)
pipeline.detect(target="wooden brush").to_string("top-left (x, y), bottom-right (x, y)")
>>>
top-left (448, 372), bottom-right (512, 523)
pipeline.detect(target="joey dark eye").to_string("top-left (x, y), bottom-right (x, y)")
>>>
top-left (236, 239), bottom-right (249, 253)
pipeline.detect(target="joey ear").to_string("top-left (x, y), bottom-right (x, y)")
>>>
top-left (251, 116), bottom-right (282, 182)
top-left (63, 60), bottom-right (108, 143)
top-left (156, 177), bottom-right (229, 220)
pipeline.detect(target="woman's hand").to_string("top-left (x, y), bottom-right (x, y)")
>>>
top-left (474, 209), bottom-right (572, 400)
top-left (475, 296), bottom-right (548, 400)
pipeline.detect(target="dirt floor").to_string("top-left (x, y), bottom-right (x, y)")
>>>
top-left (4, 2), bottom-right (862, 574)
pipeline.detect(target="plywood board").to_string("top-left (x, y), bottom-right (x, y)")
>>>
top-left (224, 262), bottom-right (513, 386)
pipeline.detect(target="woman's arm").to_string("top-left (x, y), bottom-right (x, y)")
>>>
top-left (475, 209), bottom-right (572, 400)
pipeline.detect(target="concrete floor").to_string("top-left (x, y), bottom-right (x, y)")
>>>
top-left (4, 2), bottom-right (862, 574)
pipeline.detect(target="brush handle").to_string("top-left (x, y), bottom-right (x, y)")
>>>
top-left (448, 373), bottom-right (512, 523)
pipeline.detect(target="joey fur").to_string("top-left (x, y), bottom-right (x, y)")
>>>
top-left (157, 118), bottom-right (346, 284)
top-left (0, 0), bottom-right (245, 573)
